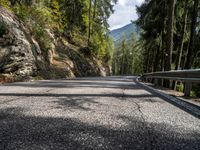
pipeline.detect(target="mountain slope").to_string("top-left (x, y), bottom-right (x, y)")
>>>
top-left (0, 6), bottom-right (109, 83)
top-left (110, 23), bottom-right (138, 42)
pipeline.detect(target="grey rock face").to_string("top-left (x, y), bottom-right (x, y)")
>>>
top-left (0, 7), bottom-right (39, 78)
top-left (0, 6), bottom-right (110, 80)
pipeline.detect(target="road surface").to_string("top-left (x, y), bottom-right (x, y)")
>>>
top-left (0, 76), bottom-right (199, 150)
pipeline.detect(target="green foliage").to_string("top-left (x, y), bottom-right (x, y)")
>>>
top-left (136, 0), bottom-right (200, 95)
top-left (176, 83), bottom-right (184, 92)
top-left (191, 85), bottom-right (200, 97)
top-left (13, 4), bottom-right (30, 21)
top-left (1, 0), bottom-right (118, 63)
top-left (136, 0), bottom-right (200, 73)
top-left (12, 2), bottom-right (54, 52)
top-left (60, 0), bottom-right (88, 32)
top-left (0, 0), bottom-right (10, 9)
top-left (32, 25), bottom-right (52, 52)
top-left (48, 0), bottom-right (63, 30)
top-left (112, 33), bottom-right (143, 75)
top-left (31, 7), bottom-right (53, 26)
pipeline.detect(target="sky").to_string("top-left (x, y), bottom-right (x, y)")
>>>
top-left (108, 0), bottom-right (145, 30)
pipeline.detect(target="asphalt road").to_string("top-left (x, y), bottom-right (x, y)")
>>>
top-left (0, 76), bottom-right (199, 150)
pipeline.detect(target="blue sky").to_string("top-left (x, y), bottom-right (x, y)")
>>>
top-left (108, 0), bottom-right (145, 30)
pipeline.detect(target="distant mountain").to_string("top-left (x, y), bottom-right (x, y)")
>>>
top-left (109, 23), bottom-right (138, 43)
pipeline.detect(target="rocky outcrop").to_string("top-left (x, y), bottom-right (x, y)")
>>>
top-left (0, 6), bottom-right (110, 82)
top-left (0, 7), bottom-right (44, 80)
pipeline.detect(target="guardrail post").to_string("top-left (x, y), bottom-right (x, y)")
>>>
top-left (184, 82), bottom-right (192, 96)
top-left (142, 69), bottom-right (200, 97)
top-left (161, 79), bottom-right (164, 87)
top-left (154, 78), bottom-right (158, 86)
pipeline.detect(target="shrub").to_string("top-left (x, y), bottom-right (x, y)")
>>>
top-left (30, 6), bottom-right (54, 52)
top-left (32, 25), bottom-right (52, 52)
top-left (13, 4), bottom-right (30, 21)
top-left (176, 82), bottom-right (184, 92)
top-left (191, 85), bottom-right (200, 98)
top-left (0, 0), bottom-right (10, 9)
top-left (31, 7), bottom-right (53, 27)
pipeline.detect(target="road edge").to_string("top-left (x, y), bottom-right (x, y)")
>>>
top-left (135, 77), bottom-right (200, 119)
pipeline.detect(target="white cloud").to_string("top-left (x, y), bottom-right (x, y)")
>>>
top-left (118, 0), bottom-right (127, 6)
top-left (108, 0), bottom-right (145, 30)
top-left (135, 0), bottom-right (145, 5)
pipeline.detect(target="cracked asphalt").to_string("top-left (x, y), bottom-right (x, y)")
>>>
top-left (0, 76), bottom-right (200, 150)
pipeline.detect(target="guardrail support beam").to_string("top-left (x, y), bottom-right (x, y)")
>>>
top-left (142, 69), bottom-right (200, 97)
top-left (184, 82), bottom-right (192, 96)
top-left (154, 79), bottom-right (158, 86)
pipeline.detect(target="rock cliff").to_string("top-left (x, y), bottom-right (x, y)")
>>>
top-left (0, 7), bottom-right (110, 83)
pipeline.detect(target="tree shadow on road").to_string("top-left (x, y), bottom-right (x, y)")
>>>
top-left (2, 81), bottom-right (142, 89)
top-left (0, 93), bottom-right (155, 98)
top-left (1, 77), bottom-right (141, 89)
top-left (51, 95), bottom-right (162, 112)
top-left (53, 97), bottom-right (100, 111)
top-left (0, 107), bottom-right (199, 150)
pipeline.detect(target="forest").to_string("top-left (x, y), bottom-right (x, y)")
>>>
top-left (1, 0), bottom-right (199, 74)
top-left (0, 0), bottom-right (117, 62)
top-left (136, 0), bottom-right (200, 96)
top-left (113, 0), bottom-right (200, 74)
top-left (136, 0), bottom-right (200, 73)
top-left (0, 0), bottom-right (200, 96)
top-left (112, 0), bottom-right (200, 96)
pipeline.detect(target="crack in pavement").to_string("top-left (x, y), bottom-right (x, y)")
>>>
top-left (133, 101), bottom-right (155, 150)
top-left (121, 87), bottom-right (155, 150)
top-left (0, 77), bottom-right (200, 149)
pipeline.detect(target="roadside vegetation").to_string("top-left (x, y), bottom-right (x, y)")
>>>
top-left (112, 0), bottom-right (200, 97)
top-left (112, 33), bottom-right (143, 75)
top-left (135, 0), bottom-right (200, 97)
top-left (0, 0), bottom-right (116, 61)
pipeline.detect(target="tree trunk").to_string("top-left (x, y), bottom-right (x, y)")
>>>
top-left (121, 47), bottom-right (125, 75)
top-left (172, 0), bottom-right (189, 89)
top-left (175, 2), bottom-right (188, 70)
top-left (161, 31), bottom-right (165, 72)
top-left (153, 45), bottom-right (161, 72)
top-left (88, 0), bottom-right (92, 45)
top-left (146, 49), bottom-right (150, 73)
top-left (185, 0), bottom-right (199, 69)
top-left (93, 0), bottom-right (97, 19)
top-left (165, 0), bottom-right (176, 71)
top-left (164, 0), bottom-right (176, 88)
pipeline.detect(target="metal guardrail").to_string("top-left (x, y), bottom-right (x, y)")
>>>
top-left (141, 69), bottom-right (200, 96)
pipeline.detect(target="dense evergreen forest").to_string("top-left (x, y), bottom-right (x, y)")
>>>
top-left (113, 0), bottom-right (200, 76)
top-left (112, 33), bottom-right (143, 75)
top-left (136, 0), bottom-right (200, 73)
top-left (112, 0), bottom-right (200, 96)
top-left (135, 0), bottom-right (200, 96)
